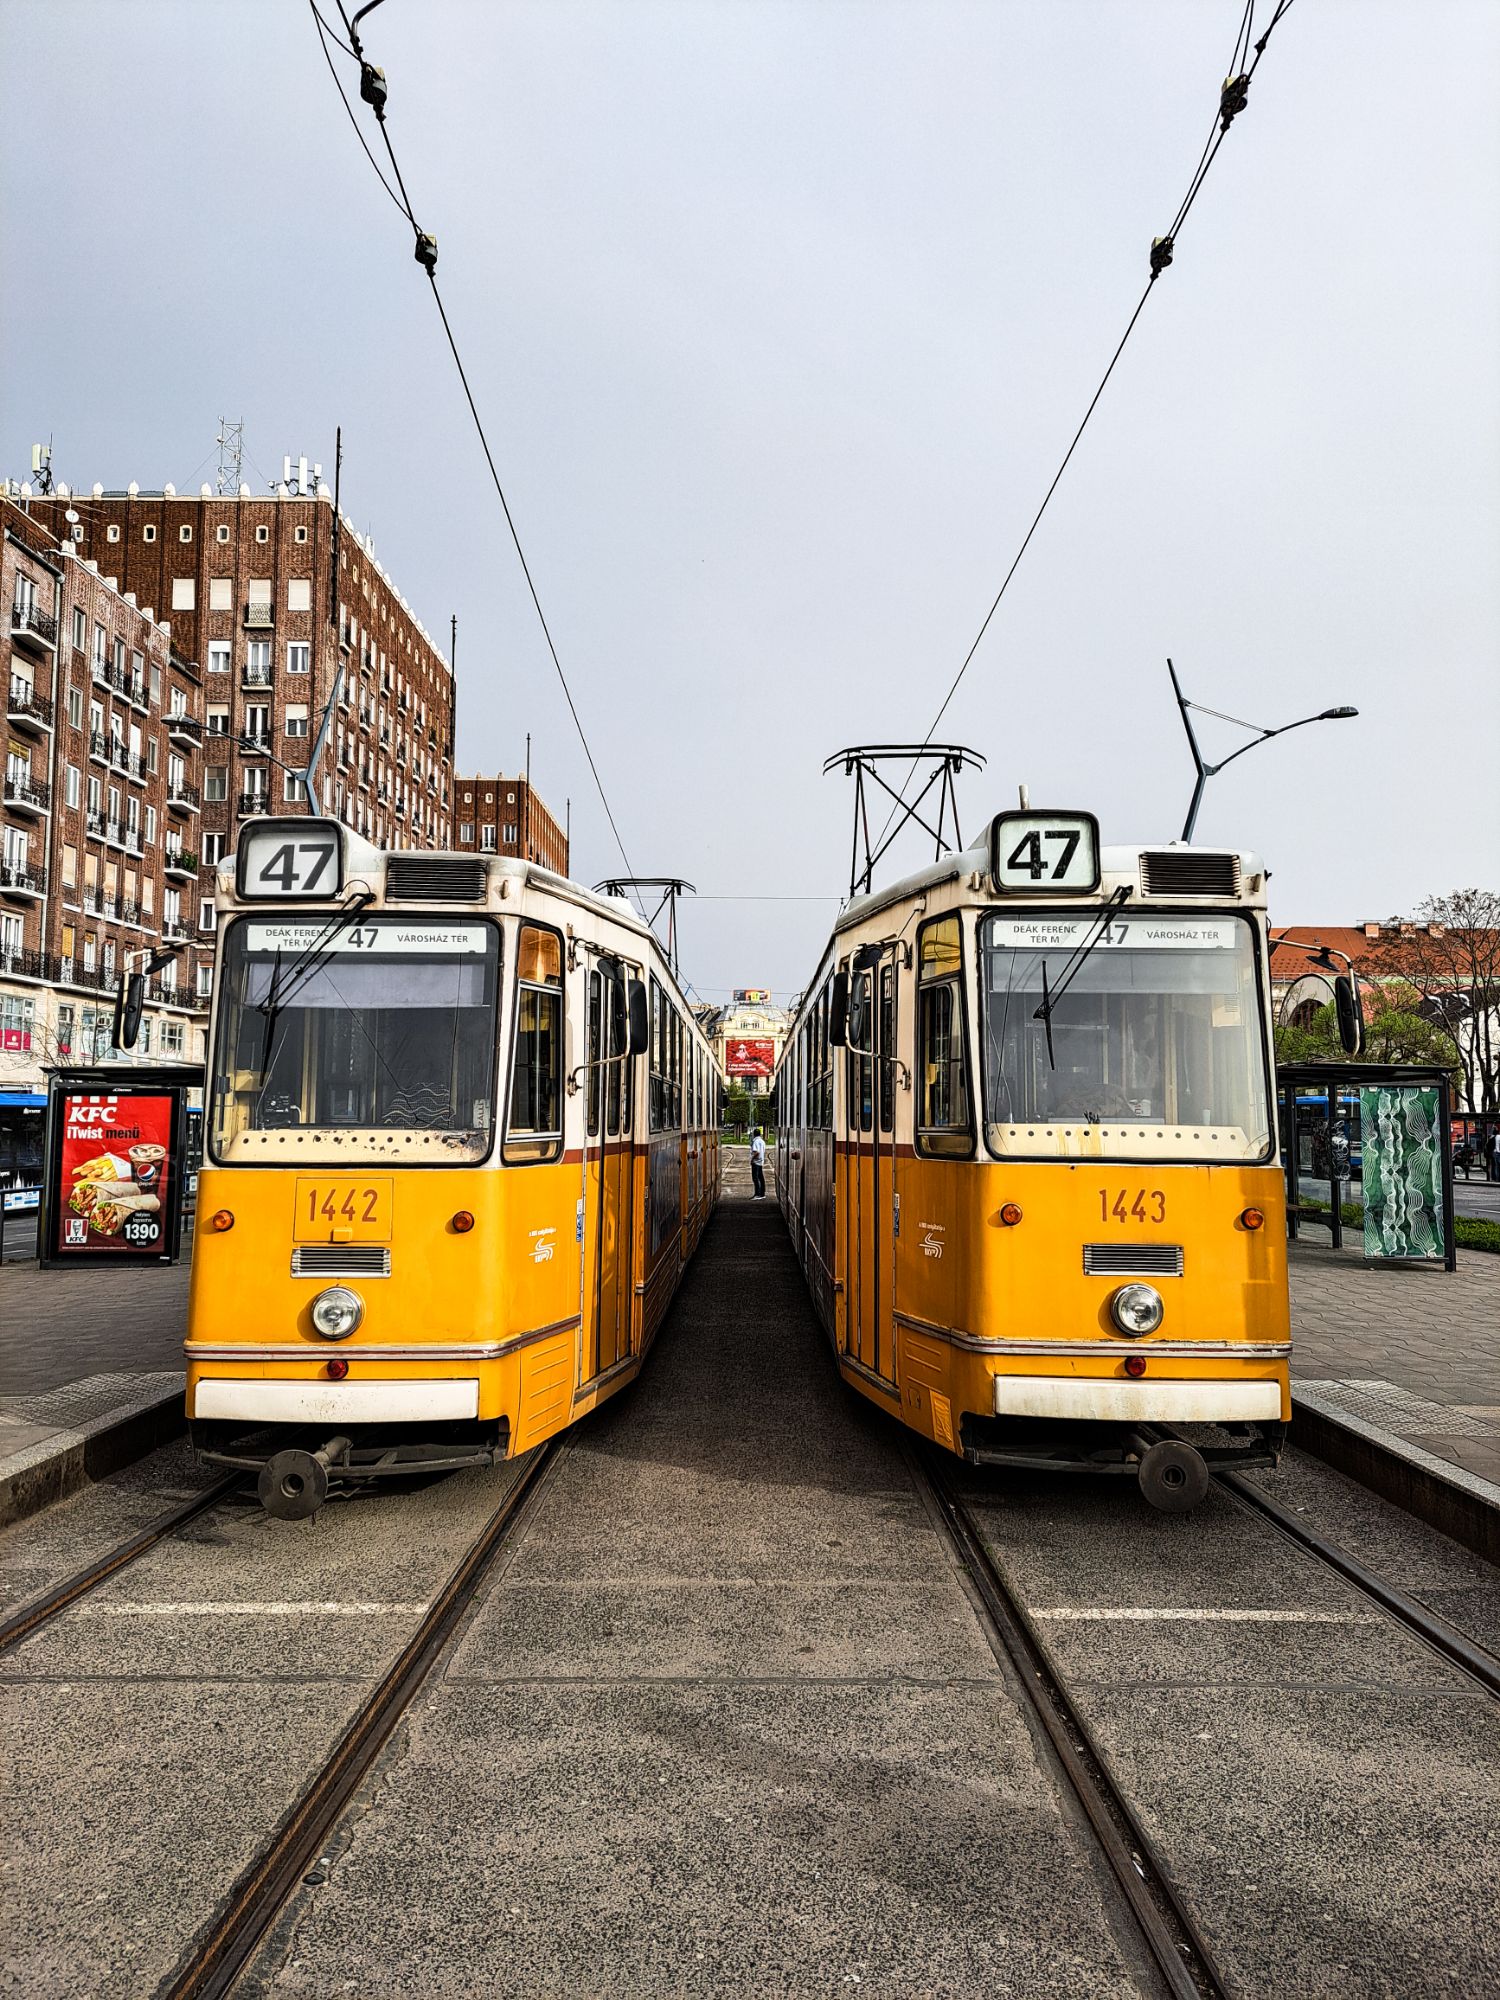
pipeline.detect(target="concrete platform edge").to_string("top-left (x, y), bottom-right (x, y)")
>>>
top-left (0, 1385), bottom-right (186, 1530)
top-left (1292, 1387), bottom-right (1500, 1566)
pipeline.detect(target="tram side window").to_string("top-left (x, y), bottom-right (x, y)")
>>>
top-left (587, 971), bottom-right (603, 1138)
top-left (916, 915), bottom-right (973, 1158)
top-left (505, 924), bottom-right (565, 1163)
top-left (879, 965), bottom-right (895, 1133)
top-left (650, 979), bottom-right (665, 1131)
top-left (848, 968), bottom-right (874, 1133)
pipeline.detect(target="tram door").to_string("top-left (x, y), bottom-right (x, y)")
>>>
top-left (842, 951), bottom-right (899, 1384)
top-left (581, 957), bottom-right (636, 1384)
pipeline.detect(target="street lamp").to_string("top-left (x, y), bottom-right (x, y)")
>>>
top-left (1168, 659), bottom-right (1357, 843)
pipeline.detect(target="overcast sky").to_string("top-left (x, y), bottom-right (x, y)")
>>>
top-left (4, 0), bottom-right (1496, 1003)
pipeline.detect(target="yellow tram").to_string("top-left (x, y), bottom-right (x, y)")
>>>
top-left (186, 820), bottom-right (721, 1515)
top-left (773, 810), bottom-right (1320, 1510)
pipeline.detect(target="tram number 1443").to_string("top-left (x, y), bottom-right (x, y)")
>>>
top-left (1099, 1189), bottom-right (1167, 1224)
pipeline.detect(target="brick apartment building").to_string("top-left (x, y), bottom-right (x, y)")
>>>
top-left (454, 773), bottom-right (569, 874)
top-left (28, 471), bottom-right (455, 874)
top-left (2, 495), bottom-right (211, 1179)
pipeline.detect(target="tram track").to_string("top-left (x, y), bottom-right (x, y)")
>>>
top-left (0, 1470), bottom-right (245, 1657)
top-left (156, 1434), bottom-right (562, 2000)
top-left (908, 1442), bottom-right (1231, 2000)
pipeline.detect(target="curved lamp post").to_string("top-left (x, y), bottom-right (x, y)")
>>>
top-left (1168, 659), bottom-right (1357, 842)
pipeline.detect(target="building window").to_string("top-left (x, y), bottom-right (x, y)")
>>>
top-left (285, 705), bottom-right (309, 737)
top-left (66, 764), bottom-right (81, 808)
top-left (67, 685), bottom-right (83, 728)
top-left (459, 822), bottom-right (473, 843)
top-left (202, 833), bottom-right (225, 864)
top-left (503, 823), bottom-right (518, 846)
top-left (480, 824), bottom-right (496, 852)
top-left (179, 524), bottom-right (193, 542)
top-left (294, 525), bottom-right (309, 543)
top-left (106, 524), bottom-right (120, 543)
top-left (207, 707), bottom-right (230, 734)
top-left (208, 641), bottom-right (230, 674)
top-left (209, 578), bottom-right (232, 611)
top-left (199, 899), bottom-right (217, 931)
top-left (171, 577), bottom-right (195, 610)
top-left (72, 607), bottom-right (86, 651)
top-left (255, 524), bottom-right (269, 543)
top-left (287, 578), bottom-right (311, 612)
top-left (143, 525), bottom-right (156, 542)
top-left (204, 769), bottom-right (227, 802)
top-left (216, 524), bottom-right (230, 543)
top-left (197, 964), bottom-right (214, 997)
top-left (145, 805), bottom-right (157, 845)
top-left (287, 642), bottom-right (310, 674)
top-left (162, 1021), bottom-right (184, 1055)
top-left (283, 771), bottom-right (304, 803)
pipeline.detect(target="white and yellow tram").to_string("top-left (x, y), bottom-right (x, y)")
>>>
top-left (186, 820), bottom-right (721, 1515)
top-left (773, 810), bottom-right (1328, 1510)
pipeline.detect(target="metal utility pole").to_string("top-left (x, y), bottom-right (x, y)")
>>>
top-left (1168, 659), bottom-right (1358, 843)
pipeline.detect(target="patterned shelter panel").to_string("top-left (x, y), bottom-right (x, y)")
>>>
top-left (1359, 1086), bottom-right (1444, 1262)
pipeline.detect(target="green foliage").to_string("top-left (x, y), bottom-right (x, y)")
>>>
top-left (1275, 999), bottom-right (1462, 1088)
top-left (1456, 1218), bottom-right (1500, 1255)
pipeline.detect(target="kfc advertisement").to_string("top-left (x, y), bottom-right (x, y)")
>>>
top-left (726, 1038), bottom-right (776, 1079)
top-left (54, 1092), bottom-right (174, 1258)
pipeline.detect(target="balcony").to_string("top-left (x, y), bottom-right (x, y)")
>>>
top-left (10, 601), bottom-right (57, 651)
top-left (3, 772), bottom-right (50, 817)
top-left (240, 732), bottom-right (271, 756)
top-left (164, 849), bottom-right (198, 881)
top-left (242, 664), bottom-right (274, 689)
top-left (161, 918), bottom-right (193, 945)
top-left (112, 741), bottom-right (146, 782)
top-left (237, 792), bottom-right (272, 816)
top-left (244, 602), bottom-right (274, 628)
top-left (168, 709), bottom-right (201, 749)
top-left (7, 677), bottom-right (53, 733)
top-left (84, 808), bottom-right (107, 839)
top-left (129, 678), bottom-right (150, 713)
top-left (168, 779), bottom-right (201, 815)
top-left (119, 899), bottom-right (142, 925)
top-left (0, 943), bottom-right (47, 980)
top-left (0, 861), bottom-right (46, 901)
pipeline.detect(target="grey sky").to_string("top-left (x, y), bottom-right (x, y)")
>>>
top-left (4, 0), bottom-right (1496, 1004)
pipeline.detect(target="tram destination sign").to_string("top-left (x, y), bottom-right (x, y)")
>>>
top-left (989, 810), bottom-right (1101, 894)
top-left (244, 920), bottom-right (490, 955)
top-left (989, 915), bottom-right (1242, 952)
top-left (236, 820), bottom-right (344, 901)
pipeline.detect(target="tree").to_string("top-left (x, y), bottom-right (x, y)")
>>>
top-left (1274, 997), bottom-right (1461, 1088)
top-left (1364, 890), bottom-right (1500, 1112)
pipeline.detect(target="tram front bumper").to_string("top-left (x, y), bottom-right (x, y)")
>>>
top-left (992, 1376), bottom-right (1282, 1424)
top-left (193, 1377), bottom-right (480, 1425)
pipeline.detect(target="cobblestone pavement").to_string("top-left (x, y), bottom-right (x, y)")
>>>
top-left (1288, 1240), bottom-right (1500, 1488)
top-left (0, 1260), bottom-right (190, 1399)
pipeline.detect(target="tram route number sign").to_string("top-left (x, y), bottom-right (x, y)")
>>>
top-left (237, 820), bottom-right (344, 901)
top-left (989, 810), bottom-right (1101, 895)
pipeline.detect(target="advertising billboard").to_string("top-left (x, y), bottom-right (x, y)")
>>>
top-left (45, 1087), bottom-right (182, 1264)
top-left (726, 1038), bottom-right (776, 1078)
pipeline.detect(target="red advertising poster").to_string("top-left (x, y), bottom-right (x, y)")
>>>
top-left (55, 1092), bottom-right (174, 1256)
top-left (727, 1038), bottom-right (776, 1078)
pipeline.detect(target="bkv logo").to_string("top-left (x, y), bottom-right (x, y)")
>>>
top-left (919, 1223), bottom-right (945, 1260)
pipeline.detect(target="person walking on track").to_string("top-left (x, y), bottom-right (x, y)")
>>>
top-left (750, 1127), bottom-right (767, 1200)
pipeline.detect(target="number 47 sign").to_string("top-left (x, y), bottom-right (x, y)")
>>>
top-left (236, 821), bottom-right (344, 900)
top-left (989, 810), bottom-right (1101, 894)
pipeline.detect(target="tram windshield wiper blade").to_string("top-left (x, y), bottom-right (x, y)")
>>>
top-left (259, 888), bottom-right (376, 1020)
top-left (1032, 884), bottom-right (1133, 1055)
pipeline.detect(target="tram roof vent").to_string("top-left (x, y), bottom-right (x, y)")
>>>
top-left (385, 857), bottom-right (488, 902)
top-left (1140, 850), bottom-right (1240, 897)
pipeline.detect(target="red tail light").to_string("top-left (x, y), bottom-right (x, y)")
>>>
top-left (998, 1203), bottom-right (1023, 1227)
top-left (327, 1357), bottom-right (350, 1380)
top-left (1124, 1355), bottom-right (1147, 1378)
top-left (451, 1210), bottom-right (475, 1234)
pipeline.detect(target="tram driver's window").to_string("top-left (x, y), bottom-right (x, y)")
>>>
top-left (505, 924), bottom-right (564, 1163)
top-left (917, 915), bottom-right (973, 1158)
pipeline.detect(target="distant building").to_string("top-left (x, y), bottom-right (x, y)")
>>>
top-left (1, 495), bottom-right (211, 1181)
top-left (699, 989), bottom-right (789, 1089)
top-left (453, 774), bottom-right (568, 875)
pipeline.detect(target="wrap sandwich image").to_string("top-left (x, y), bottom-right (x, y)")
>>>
top-left (68, 1179), bottom-right (161, 1236)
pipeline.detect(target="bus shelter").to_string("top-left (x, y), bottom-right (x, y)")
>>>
top-left (1277, 1062), bottom-right (1456, 1270)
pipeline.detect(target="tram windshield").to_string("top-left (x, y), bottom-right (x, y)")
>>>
top-left (209, 916), bottom-right (501, 1163)
top-left (980, 911), bottom-right (1271, 1160)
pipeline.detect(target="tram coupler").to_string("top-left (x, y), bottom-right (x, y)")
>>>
top-left (257, 1434), bottom-right (353, 1521)
top-left (1127, 1427), bottom-right (1210, 1514)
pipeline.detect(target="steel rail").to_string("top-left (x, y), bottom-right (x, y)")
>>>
top-left (158, 1437), bottom-right (563, 2000)
top-left (0, 1472), bottom-right (245, 1656)
top-left (1217, 1471), bottom-right (1500, 1700)
top-left (909, 1444), bottom-right (1230, 2000)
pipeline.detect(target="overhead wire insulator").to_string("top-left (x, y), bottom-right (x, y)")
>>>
top-left (1219, 72), bottom-right (1251, 132)
top-left (359, 62), bottom-right (387, 114)
top-left (1149, 235), bottom-right (1175, 278)
top-left (414, 231), bottom-right (438, 275)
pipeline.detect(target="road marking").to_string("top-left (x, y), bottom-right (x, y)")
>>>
top-left (1031, 1608), bottom-right (1382, 1623)
top-left (74, 1602), bottom-right (431, 1617)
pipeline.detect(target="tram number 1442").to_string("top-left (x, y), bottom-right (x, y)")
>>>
top-left (1099, 1189), bottom-right (1167, 1224)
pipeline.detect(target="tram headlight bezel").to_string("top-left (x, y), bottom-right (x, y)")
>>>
top-left (310, 1286), bottom-right (365, 1341)
top-left (1109, 1283), bottom-right (1164, 1337)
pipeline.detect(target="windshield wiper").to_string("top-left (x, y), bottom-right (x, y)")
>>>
top-left (257, 887), bottom-right (376, 1018)
top-left (1032, 884), bottom-right (1133, 1068)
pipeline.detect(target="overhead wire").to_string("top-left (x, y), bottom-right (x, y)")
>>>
top-left (311, 0), bottom-right (645, 915)
top-left (868, 0), bottom-right (1299, 866)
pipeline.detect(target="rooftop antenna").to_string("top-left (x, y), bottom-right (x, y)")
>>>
top-left (823, 742), bottom-right (986, 901)
top-left (214, 418), bottom-right (243, 496)
top-left (31, 441), bottom-right (54, 496)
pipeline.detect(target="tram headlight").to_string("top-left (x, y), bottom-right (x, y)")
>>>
top-left (310, 1286), bottom-right (364, 1341)
top-left (1109, 1283), bottom-right (1164, 1336)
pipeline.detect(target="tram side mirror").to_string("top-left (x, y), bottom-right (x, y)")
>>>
top-left (627, 979), bottom-right (650, 1056)
top-left (113, 973), bottom-right (146, 1051)
top-left (1334, 975), bottom-right (1364, 1056)
top-left (846, 972), bottom-right (874, 1055)
top-left (829, 970), bottom-right (849, 1047)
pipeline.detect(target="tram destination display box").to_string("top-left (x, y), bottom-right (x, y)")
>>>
top-left (38, 1065), bottom-right (204, 1269)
